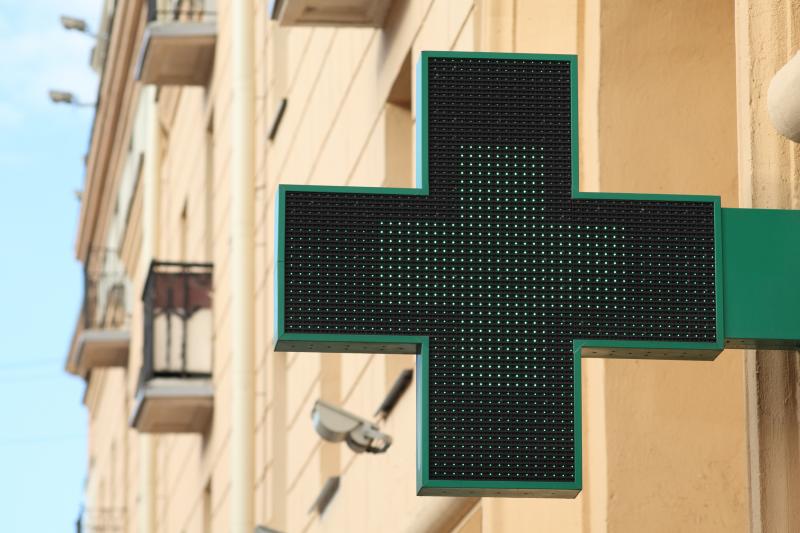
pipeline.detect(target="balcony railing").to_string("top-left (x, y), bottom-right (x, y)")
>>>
top-left (83, 262), bottom-right (127, 331)
top-left (136, 0), bottom-right (217, 86)
top-left (147, 0), bottom-right (214, 23)
top-left (66, 248), bottom-right (130, 378)
top-left (141, 261), bottom-right (213, 382)
top-left (131, 261), bottom-right (214, 433)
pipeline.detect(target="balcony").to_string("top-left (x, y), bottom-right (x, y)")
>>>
top-left (269, 0), bottom-right (392, 27)
top-left (66, 252), bottom-right (130, 378)
top-left (130, 262), bottom-right (214, 433)
top-left (135, 0), bottom-right (216, 86)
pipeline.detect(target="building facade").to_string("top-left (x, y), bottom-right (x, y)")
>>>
top-left (66, 0), bottom-right (800, 532)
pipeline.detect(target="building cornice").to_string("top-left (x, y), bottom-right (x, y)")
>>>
top-left (76, 0), bottom-right (145, 263)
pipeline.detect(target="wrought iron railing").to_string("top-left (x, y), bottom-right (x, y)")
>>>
top-left (147, 0), bottom-right (216, 23)
top-left (82, 247), bottom-right (128, 330)
top-left (140, 261), bottom-right (214, 388)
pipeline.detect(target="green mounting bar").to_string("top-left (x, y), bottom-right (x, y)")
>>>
top-left (722, 208), bottom-right (800, 349)
top-left (273, 51), bottom-right (800, 499)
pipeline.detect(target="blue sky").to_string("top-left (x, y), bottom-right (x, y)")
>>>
top-left (0, 0), bottom-right (101, 530)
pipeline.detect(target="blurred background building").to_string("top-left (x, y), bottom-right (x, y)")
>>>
top-left (64, 0), bottom-right (800, 532)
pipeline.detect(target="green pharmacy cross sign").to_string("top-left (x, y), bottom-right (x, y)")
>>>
top-left (275, 51), bottom-right (800, 497)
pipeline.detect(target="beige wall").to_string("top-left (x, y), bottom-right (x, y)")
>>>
top-left (735, 1), bottom-right (800, 531)
top-left (83, 368), bottom-right (129, 531)
top-left (599, 2), bottom-right (747, 532)
top-left (76, 0), bottom-right (784, 532)
top-left (260, 2), bottom-right (478, 531)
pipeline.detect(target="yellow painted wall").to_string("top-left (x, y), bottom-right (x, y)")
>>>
top-left (598, 2), bottom-right (746, 532)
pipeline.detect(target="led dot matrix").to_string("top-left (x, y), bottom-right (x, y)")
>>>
top-left (276, 53), bottom-right (719, 496)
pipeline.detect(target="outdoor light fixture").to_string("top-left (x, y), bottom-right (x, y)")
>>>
top-left (374, 368), bottom-right (413, 420)
top-left (48, 90), bottom-right (95, 107)
top-left (254, 526), bottom-right (283, 533)
top-left (60, 15), bottom-right (106, 39)
top-left (48, 90), bottom-right (74, 104)
top-left (61, 15), bottom-right (89, 33)
top-left (267, 98), bottom-right (288, 141)
top-left (311, 400), bottom-right (392, 453)
top-left (308, 476), bottom-right (340, 516)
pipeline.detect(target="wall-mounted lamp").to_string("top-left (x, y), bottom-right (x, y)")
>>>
top-left (60, 15), bottom-right (105, 39)
top-left (311, 400), bottom-right (392, 453)
top-left (61, 15), bottom-right (89, 32)
top-left (254, 526), bottom-right (283, 533)
top-left (375, 368), bottom-right (413, 420)
top-left (48, 90), bottom-right (95, 108)
top-left (267, 98), bottom-right (288, 141)
top-left (308, 476), bottom-right (340, 516)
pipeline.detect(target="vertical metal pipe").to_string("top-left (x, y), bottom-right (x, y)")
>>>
top-left (230, 0), bottom-right (256, 531)
top-left (138, 435), bottom-right (156, 533)
top-left (139, 84), bottom-right (159, 533)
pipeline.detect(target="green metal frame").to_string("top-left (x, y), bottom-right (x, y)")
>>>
top-left (274, 51), bottom-right (727, 498)
top-left (721, 208), bottom-right (800, 349)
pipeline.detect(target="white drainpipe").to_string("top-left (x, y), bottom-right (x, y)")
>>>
top-left (139, 84), bottom-right (159, 533)
top-left (138, 435), bottom-right (156, 533)
top-left (768, 51), bottom-right (800, 142)
top-left (230, 0), bottom-right (256, 531)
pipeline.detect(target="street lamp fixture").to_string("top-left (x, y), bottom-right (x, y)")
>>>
top-left (60, 15), bottom-right (89, 33)
top-left (60, 15), bottom-right (105, 39)
top-left (48, 90), bottom-right (95, 108)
